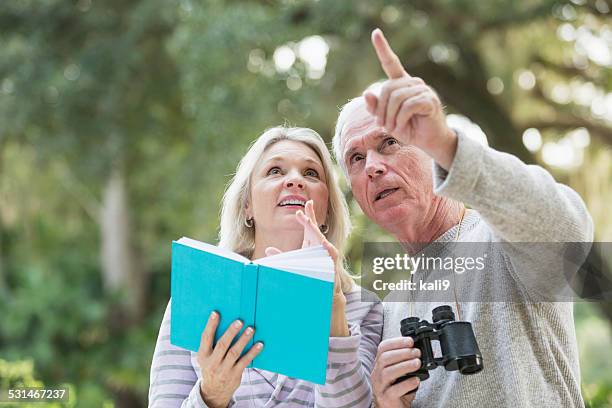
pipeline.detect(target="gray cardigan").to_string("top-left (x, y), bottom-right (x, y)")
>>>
top-left (382, 130), bottom-right (593, 408)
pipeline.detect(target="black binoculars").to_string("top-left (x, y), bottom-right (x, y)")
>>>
top-left (396, 305), bottom-right (484, 384)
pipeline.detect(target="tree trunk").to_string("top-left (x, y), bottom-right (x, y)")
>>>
top-left (0, 143), bottom-right (9, 301)
top-left (99, 166), bottom-right (145, 323)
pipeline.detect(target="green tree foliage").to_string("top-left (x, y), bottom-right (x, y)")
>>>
top-left (0, 358), bottom-right (78, 407)
top-left (1, 0), bottom-right (610, 406)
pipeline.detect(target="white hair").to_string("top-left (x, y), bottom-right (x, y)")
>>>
top-left (218, 126), bottom-right (355, 292)
top-left (333, 82), bottom-right (385, 178)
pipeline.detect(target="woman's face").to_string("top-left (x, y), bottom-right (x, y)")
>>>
top-left (248, 140), bottom-right (330, 235)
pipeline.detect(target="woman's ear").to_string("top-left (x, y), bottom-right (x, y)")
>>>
top-left (245, 200), bottom-right (252, 220)
top-left (324, 208), bottom-right (331, 227)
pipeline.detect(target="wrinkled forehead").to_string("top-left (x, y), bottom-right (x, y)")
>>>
top-left (340, 100), bottom-right (383, 153)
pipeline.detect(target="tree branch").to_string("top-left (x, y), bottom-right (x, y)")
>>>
top-left (521, 118), bottom-right (612, 146)
top-left (583, 0), bottom-right (612, 16)
top-left (479, 0), bottom-right (559, 32)
top-left (528, 84), bottom-right (612, 145)
top-left (531, 55), bottom-right (605, 87)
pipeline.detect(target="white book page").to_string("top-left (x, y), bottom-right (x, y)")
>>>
top-left (258, 245), bottom-right (323, 262)
top-left (175, 239), bottom-right (335, 281)
top-left (255, 246), bottom-right (335, 282)
top-left (176, 237), bottom-right (249, 264)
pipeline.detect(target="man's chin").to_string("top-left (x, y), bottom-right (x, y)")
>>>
top-left (372, 204), bottom-right (410, 228)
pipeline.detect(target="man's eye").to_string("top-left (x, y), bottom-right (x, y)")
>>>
top-left (383, 137), bottom-right (398, 148)
top-left (304, 169), bottom-right (319, 178)
top-left (349, 154), bottom-right (364, 165)
top-left (267, 167), bottom-right (282, 175)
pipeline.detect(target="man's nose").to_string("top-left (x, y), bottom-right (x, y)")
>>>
top-left (365, 151), bottom-right (387, 179)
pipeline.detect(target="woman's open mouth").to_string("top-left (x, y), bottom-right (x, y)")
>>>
top-left (278, 198), bottom-right (306, 208)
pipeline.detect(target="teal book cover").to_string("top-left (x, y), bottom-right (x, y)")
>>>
top-left (170, 237), bottom-right (335, 384)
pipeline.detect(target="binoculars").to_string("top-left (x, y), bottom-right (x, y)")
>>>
top-left (396, 305), bottom-right (484, 384)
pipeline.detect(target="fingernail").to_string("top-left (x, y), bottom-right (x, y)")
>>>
top-left (246, 327), bottom-right (253, 335)
top-left (234, 320), bottom-right (243, 328)
top-left (210, 311), bottom-right (217, 320)
top-left (257, 342), bottom-right (264, 349)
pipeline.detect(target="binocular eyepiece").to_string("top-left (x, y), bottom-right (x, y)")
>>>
top-left (395, 305), bottom-right (484, 385)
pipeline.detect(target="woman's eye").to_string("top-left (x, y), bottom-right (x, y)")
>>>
top-left (304, 169), bottom-right (319, 178)
top-left (267, 167), bottom-right (282, 176)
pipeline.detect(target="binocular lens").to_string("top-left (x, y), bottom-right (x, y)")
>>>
top-left (456, 355), bottom-right (484, 375)
top-left (398, 306), bottom-right (483, 387)
top-left (432, 305), bottom-right (455, 322)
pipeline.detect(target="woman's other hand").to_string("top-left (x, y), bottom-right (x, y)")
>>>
top-left (297, 200), bottom-right (349, 337)
top-left (266, 200), bottom-right (349, 336)
top-left (196, 311), bottom-right (264, 408)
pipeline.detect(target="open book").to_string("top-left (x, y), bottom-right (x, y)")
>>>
top-left (170, 237), bottom-right (335, 384)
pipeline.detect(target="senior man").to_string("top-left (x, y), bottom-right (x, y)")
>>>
top-left (332, 29), bottom-right (593, 408)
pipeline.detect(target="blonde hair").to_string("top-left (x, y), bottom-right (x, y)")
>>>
top-left (218, 126), bottom-right (354, 293)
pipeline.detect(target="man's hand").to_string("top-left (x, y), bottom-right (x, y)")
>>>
top-left (372, 337), bottom-right (422, 408)
top-left (364, 28), bottom-right (458, 170)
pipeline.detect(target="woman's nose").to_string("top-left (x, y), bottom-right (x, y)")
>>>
top-left (285, 174), bottom-right (304, 189)
top-left (285, 179), bottom-right (304, 189)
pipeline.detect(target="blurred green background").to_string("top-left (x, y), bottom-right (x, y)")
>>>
top-left (1, 0), bottom-right (611, 406)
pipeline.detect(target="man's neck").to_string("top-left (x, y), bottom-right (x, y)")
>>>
top-left (393, 199), bottom-right (464, 246)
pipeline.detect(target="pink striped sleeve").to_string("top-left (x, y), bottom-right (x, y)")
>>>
top-left (148, 300), bottom-right (209, 408)
top-left (314, 291), bottom-right (383, 408)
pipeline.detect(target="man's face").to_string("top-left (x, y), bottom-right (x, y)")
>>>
top-left (341, 103), bottom-right (436, 233)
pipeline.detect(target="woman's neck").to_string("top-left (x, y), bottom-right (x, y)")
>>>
top-left (251, 229), bottom-right (303, 260)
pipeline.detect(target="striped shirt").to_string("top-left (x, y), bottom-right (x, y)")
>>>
top-left (148, 288), bottom-right (382, 408)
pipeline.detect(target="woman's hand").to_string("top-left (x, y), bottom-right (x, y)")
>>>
top-left (266, 200), bottom-right (349, 336)
top-left (196, 311), bottom-right (264, 408)
top-left (297, 200), bottom-right (349, 337)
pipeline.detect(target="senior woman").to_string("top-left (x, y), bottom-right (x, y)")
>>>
top-left (148, 126), bottom-right (382, 408)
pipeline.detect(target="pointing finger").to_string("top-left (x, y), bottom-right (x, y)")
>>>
top-left (371, 28), bottom-right (408, 79)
